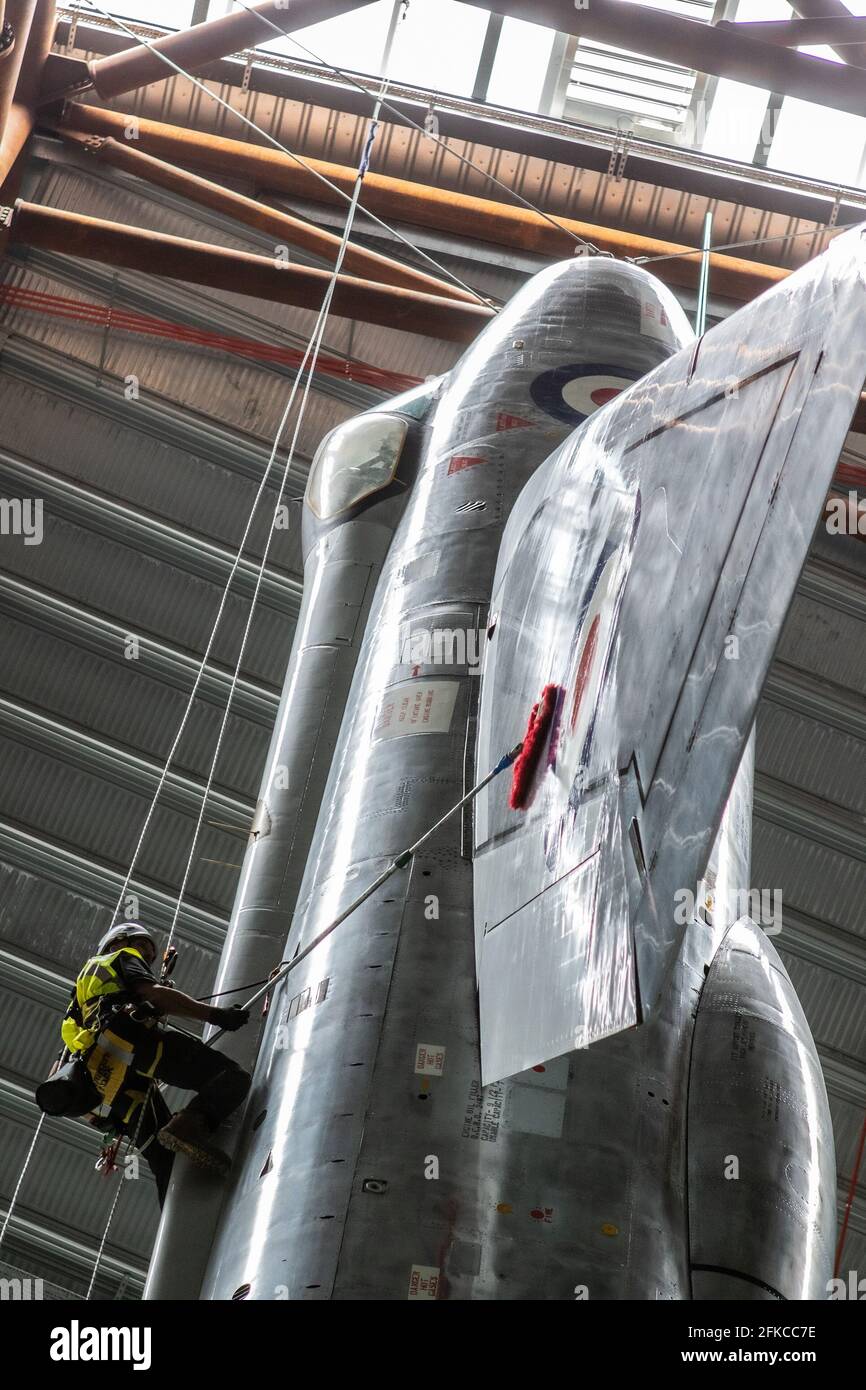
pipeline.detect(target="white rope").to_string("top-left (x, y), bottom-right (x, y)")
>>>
top-left (76, 0), bottom-right (494, 308)
top-left (82, 1), bottom-right (413, 1298)
top-left (163, 5), bottom-right (412, 957)
top-left (233, 0), bottom-right (600, 256)
top-left (0, 1), bottom-right (418, 1282)
top-left (0, 1113), bottom-right (45, 1252)
top-left (85, 1122), bottom-right (134, 1300)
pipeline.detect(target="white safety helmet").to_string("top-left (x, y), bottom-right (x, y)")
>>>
top-left (97, 922), bottom-right (158, 961)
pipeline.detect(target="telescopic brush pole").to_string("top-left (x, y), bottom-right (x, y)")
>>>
top-left (206, 742), bottom-right (523, 1044)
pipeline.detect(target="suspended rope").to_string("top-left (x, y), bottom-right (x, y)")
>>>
top-left (232, 0), bottom-right (603, 258)
top-left (0, 397), bottom-right (287, 1259)
top-left (634, 223), bottom-right (843, 267)
top-left (82, 1), bottom-right (414, 1300)
top-left (0, 1), bottom-right (414, 1281)
top-left (0, 1113), bottom-right (45, 1252)
top-left (78, 0), bottom-right (495, 310)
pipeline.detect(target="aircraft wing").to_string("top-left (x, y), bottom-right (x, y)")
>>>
top-left (473, 223), bottom-right (866, 1083)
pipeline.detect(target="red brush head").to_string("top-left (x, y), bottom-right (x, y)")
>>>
top-left (509, 683), bottom-right (563, 811)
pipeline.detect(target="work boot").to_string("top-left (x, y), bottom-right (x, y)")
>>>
top-left (157, 1110), bottom-right (231, 1174)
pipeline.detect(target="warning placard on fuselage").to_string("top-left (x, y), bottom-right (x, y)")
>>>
top-left (374, 679), bottom-right (460, 740)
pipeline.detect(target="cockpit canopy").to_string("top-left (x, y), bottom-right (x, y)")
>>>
top-left (305, 378), bottom-right (442, 522)
top-left (305, 412), bottom-right (409, 520)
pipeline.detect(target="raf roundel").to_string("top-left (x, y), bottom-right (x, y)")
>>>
top-left (530, 363), bottom-right (642, 425)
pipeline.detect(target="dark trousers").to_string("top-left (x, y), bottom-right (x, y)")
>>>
top-left (109, 1029), bottom-right (251, 1207)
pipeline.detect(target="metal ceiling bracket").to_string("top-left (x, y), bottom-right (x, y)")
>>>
top-left (608, 133), bottom-right (631, 183)
top-left (828, 191), bottom-right (842, 229)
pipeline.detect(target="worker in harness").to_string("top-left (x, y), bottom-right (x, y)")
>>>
top-left (59, 922), bottom-right (252, 1204)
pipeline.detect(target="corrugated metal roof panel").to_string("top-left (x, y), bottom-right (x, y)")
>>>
top-left (0, 737), bottom-right (244, 911)
top-left (756, 704), bottom-right (866, 818)
top-left (777, 594), bottom-right (866, 701)
top-left (780, 954), bottom-right (866, 1061)
top-left (0, 508), bottom-right (295, 687)
top-left (3, 260), bottom-right (358, 465)
top-left (1, 1105), bottom-right (155, 1262)
top-left (0, 857), bottom-right (220, 987)
top-left (0, 612), bottom-right (271, 797)
top-left (0, 376), bottom-right (303, 577)
top-left (753, 822), bottom-right (866, 940)
top-left (827, 1092), bottom-right (866, 1171)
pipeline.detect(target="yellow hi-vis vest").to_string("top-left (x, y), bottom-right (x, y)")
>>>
top-left (61, 946), bottom-right (161, 1108)
top-left (61, 946), bottom-right (148, 1054)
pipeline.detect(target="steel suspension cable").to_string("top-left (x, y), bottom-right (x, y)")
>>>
top-left (76, 0), bottom-right (495, 308)
top-left (232, 0), bottom-right (602, 257)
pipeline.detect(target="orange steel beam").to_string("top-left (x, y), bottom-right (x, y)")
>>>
top-left (60, 105), bottom-right (788, 304)
top-left (5, 200), bottom-right (494, 343)
top-left (0, 97), bottom-right (29, 187)
top-left (55, 128), bottom-right (477, 304)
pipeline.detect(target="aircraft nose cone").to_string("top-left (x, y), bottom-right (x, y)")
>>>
top-left (517, 253), bottom-right (695, 355)
top-left (438, 255), bottom-right (694, 448)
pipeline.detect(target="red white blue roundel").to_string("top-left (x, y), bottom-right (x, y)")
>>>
top-left (530, 363), bottom-right (641, 426)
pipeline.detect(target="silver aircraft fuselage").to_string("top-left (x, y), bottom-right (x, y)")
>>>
top-left (144, 232), bottom-right (866, 1299)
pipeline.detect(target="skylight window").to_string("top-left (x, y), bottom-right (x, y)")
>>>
top-left (263, 0), bottom-right (491, 96)
top-left (565, 0), bottom-right (715, 132)
top-left (83, 0), bottom-right (194, 27)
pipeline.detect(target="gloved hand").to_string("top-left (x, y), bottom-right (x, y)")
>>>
top-left (209, 1005), bottom-right (250, 1031)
